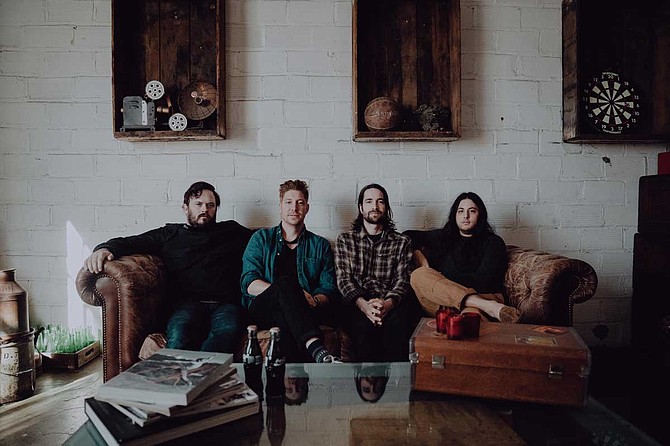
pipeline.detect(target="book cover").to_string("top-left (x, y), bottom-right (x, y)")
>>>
top-left (94, 349), bottom-right (233, 407)
top-left (109, 379), bottom-right (255, 425)
top-left (108, 402), bottom-right (161, 427)
top-left (171, 385), bottom-right (258, 419)
top-left (97, 369), bottom-right (242, 418)
top-left (84, 396), bottom-right (259, 446)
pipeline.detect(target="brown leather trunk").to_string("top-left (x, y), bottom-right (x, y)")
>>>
top-left (410, 318), bottom-right (590, 407)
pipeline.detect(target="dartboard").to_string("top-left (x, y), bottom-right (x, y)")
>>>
top-left (581, 71), bottom-right (640, 134)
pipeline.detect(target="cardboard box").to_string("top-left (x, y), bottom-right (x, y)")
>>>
top-left (41, 340), bottom-right (101, 370)
top-left (410, 318), bottom-right (591, 407)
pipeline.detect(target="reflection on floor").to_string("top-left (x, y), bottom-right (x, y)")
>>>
top-left (589, 347), bottom-right (669, 445)
top-left (2, 348), bottom-right (668, 446)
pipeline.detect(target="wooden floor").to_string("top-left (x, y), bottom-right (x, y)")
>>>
top-left (36, 355), bottom-right (102, 392)
top-left (0, 356), bottom-right (103, 446)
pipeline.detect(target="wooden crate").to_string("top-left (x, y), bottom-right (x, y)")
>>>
top-left (41, 340), bottom-right (101, 370)
top-left (353, 0), bottom-right (461, 141)
top-left (562, 0), bottom-right (670, 143)
top-left (112, 0), bottom-right (225, 141)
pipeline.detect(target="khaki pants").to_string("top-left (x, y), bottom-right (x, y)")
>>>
top-left (409, 266), bottom-right (504, 318)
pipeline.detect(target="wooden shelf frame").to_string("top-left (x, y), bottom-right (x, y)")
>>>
top-left (352, 0), bottom-right (461, 142)
top-left (112, 0), bottom-right (226, 141)
top-left (562, 0), bottom-right (670, 144)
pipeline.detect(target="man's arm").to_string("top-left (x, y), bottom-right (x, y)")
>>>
top-left (240, 231), bottom-right (271, 303)
top-left (403, 229), bottom-right (440, 254)
top-left (383, 235), bottom-right (413, 306)
top-left (334, 233), bottom-right (368, 305)
top-left (412, 249), bottom-right (430, 268)
top-left (310, 239), bottom-right (339, 302)
top-left (84, 249), bottom-right (114, 274)
top-left (84, 227), bottom-right (167, 273)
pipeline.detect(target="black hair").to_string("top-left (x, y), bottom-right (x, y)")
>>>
top-left (183, 181), bottom-right (220, 207)
top-left (354, 365), bottom-right (391, 403)
top-left (350, 183), bottom-right (395, 232)
top-left (441, 192), bottom-right (494, 246)
top-left (284, 376), bottom-right (309, 406)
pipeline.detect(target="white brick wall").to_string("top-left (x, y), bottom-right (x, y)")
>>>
top-left (1, 0), bottom-right (668, 347)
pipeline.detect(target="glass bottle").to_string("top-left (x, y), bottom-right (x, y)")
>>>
top-left (266, 401), bottom-right (286, 446)
top-left (264, 327), bottom-right (286, 405)
top-left (243, 325), bottom-right (263, 401)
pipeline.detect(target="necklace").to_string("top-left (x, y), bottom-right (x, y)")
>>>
top-left (283, 235), bottom-right (300, 244)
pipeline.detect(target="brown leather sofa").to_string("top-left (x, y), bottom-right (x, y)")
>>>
top-left (76, 245), bottom-right (597, 382)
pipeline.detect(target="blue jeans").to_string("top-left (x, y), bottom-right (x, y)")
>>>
top-left (165, 302), bottom-right (244, 353)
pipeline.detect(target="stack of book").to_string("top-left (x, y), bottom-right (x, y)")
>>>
top-left (84, 348), bottom-right (260, 446)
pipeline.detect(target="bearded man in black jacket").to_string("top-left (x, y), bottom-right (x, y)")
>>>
top-left (83, 181), bottom-right (253, 352)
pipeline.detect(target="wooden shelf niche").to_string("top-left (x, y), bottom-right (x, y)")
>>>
top-left (112, 0), bottom-right (225, 141)
top-left (562, 0), bottom-right (670, 143)
top-left (353, 0), bottom-right (461, 142)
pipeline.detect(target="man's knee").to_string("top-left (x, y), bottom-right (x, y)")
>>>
top-left (274, 275), bottom-right (300, 292)
top-left (166, 324), bottom-right (200, 350)
top-left (410, 266), bottom-right (443, 299)
top-left (384, 307), bottom-right (408, 328)
top-left (210, 305), bottom-right (244, 336)
top-left (410, 265), bottom-right (439, 283)
top-left (275, 279), bottom-right (305, 309)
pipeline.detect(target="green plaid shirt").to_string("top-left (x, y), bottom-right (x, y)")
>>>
top-left (334, 229), bottom-right (412, 306)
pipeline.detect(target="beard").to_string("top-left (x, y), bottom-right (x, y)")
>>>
top-left (362, 211), bottom-right (387, 226)
top-left (187, 210), bottom-right (215, 227)
top-left (457, 221), bottom-right (476, 236)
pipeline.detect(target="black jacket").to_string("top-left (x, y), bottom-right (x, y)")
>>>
top-left (404, 229), bottom-right (507, 294)
top-left (96, 221), bottom-right (254, 305)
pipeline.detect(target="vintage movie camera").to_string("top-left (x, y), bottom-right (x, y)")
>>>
top-left (121, 80), bottom-right (217, 132)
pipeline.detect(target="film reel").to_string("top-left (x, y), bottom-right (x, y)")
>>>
top-left (178, 82), bottom-right (217, 120)
top-left (168, 113), bottom-right (188, 131)
top-left (145, 80), bottom-right (165, 100)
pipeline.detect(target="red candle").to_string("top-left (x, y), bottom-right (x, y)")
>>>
top-left (447, 314), bottom-right (465, 340)
top-left (436, 306), bottom-right (458, 334)
top-left (461, 312), bottom-right (481, 338)
top-left (436, 306), bottom-right (449, 334)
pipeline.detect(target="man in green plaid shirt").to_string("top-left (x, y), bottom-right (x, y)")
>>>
top-left (334, 183), bottom-right (414, 362)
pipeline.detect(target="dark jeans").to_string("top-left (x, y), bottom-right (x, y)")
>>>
top-left (249, 276), bottom-right (342, 362)
top-left (349, 298), bottom-right (411, 362)
top-left (165, 301), bottom-right (244, 353)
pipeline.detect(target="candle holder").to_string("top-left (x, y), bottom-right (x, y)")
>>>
top-left (435, 306), bottom-right (458, 334)
top-left (446, 314), bottom-right (465, 339)
top-left (461, 312), bottom-right (481, 338)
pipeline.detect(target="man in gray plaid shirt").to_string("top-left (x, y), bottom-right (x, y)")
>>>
top-left (334, 183), bottom-right (414, 362)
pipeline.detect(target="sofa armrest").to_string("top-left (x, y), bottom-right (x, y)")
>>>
top-left (75, 254), bottom-right (167, 382)
top-left (504, 246), bottom-right (598, 326)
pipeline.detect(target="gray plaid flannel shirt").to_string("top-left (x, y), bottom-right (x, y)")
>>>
top-left (334, 228), bottom-right (413, 306)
